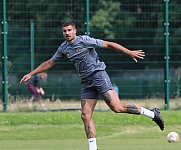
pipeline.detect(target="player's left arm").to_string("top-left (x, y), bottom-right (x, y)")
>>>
top-left (102, 41), bottom-right (145, 62)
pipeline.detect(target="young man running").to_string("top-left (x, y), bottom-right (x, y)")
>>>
top-left (20, 21), bottom-right (164, 150)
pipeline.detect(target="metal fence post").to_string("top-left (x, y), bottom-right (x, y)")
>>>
top-left (85, 0), bottom-right (90, 35)
top-left (164, 0), bottom-right (170, 110)
top-left (1, 0), bottom-right (8, 111)
top-left (30, 20), bottom-right (34, 71)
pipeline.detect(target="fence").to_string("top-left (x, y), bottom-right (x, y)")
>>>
top-left (1, 0), bottom-right (181, 111)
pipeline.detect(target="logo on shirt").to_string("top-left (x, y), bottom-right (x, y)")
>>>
top-left (76, 47), bottom-right (81, 52)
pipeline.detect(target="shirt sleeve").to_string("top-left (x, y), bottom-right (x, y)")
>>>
top-left (82, 35), bottom-right (103, 48)
top-left (50, 46), bottom-right (65, 62)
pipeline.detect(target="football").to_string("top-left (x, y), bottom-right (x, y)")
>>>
top-left (167, 132), bottom-right (179, 143)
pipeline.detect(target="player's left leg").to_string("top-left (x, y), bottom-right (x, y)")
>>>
top-left (101, 90), bottom-right (164, 130)
top-left (101, 89), bottom-right (142, 114)
top-left (81, 99), bottom-right (98, 150)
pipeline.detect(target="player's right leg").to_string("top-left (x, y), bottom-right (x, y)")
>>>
top-left (81, 99), bottom-right (98, 150)
top-left (81, 75), bottom-right (99, 150)
top-left (81, 99), bottom-right (97, 138)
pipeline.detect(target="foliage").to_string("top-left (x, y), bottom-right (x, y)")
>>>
top-left (90, 0), bottom-right (135, 39)
top-left (0, 0), bottom-right (180, 73)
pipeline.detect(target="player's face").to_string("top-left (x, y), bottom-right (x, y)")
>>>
top-left (62, 25), bottom-right (77, 43)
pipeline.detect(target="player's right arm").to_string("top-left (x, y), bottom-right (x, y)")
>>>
top-left (20, 59), bottom-right (55, 84)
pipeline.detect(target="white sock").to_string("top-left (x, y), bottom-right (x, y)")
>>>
top-left (140, 107), bottom-right (155, 118)
top-left (88, 138), bottom-right (97, 150)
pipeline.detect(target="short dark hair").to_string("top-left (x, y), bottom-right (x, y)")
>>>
top-left (62, 21), bottom-right (75, 28)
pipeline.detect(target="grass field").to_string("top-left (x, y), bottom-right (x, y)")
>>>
top-left (0, 110), bottom-right (181, 150)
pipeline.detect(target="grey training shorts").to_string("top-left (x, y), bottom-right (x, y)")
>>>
top-left (81, 70), bottom-right (113, 99)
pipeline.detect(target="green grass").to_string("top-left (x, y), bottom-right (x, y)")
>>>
top-left (0, 111), bottom-right (181, 150)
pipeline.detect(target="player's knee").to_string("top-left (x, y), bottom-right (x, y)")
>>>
top-left (81, 113), bottom-right (91, 122)
top-left (112, 108), bottom-right (120, 113)
top-left (110, 106), bottom-right (124, 113)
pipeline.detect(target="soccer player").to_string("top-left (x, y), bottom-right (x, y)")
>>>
top-left (20, 21), bottom-right (164, 150)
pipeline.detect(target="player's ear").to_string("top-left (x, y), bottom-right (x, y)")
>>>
top-left (75, 29), bottom-right (77, 34)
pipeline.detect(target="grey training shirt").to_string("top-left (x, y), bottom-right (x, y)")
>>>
top-left (51, 35), bottom-right (106, 78)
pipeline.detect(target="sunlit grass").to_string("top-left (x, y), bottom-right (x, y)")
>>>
top-left (0, 111), bottom-right (181, 149)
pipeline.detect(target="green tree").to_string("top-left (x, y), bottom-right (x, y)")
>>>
top-left (90, 0), bottom-right (135, 39)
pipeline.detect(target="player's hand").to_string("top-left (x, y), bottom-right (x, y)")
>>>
top-left (129, 50), bottom-right (145, 63)
top-left (20, 74), bottom-right (32, 84)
